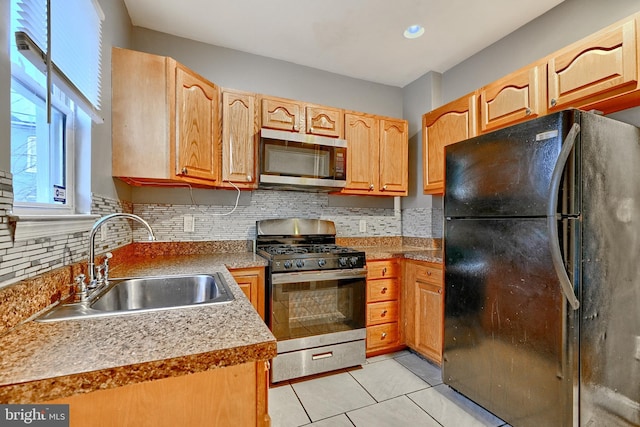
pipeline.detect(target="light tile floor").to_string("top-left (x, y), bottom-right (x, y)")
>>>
top-left (269, 350), bottom-right (511, 427)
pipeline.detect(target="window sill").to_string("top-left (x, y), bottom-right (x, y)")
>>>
top-left (9, 214), bottom-right (100, 242)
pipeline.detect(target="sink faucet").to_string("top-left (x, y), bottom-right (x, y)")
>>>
top-left (86, 213), bottom-right (156, 291)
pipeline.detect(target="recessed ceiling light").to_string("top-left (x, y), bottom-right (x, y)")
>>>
top-left (404, 24), bottom-right (424, 39)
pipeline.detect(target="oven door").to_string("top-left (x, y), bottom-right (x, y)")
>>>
top-left (270, 268), bottom-right (366, 345)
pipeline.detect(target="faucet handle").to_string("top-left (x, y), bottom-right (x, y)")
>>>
top-left (74, 274), bottom-right (87, 297)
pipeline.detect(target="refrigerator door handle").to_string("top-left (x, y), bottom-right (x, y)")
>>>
top-left (547, 122), bottom-right (581, 311)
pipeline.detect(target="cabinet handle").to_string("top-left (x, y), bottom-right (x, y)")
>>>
top-left (525, 107), bottom-right (531, 116)
top-left (381, 287), bottom-right (387, 294)
top-left (293, 124), bottom-right (299, 131)
top-left (550, 98), bottom-right (557, 107)
top-left (181, 167), bottom-right (188, 175)
top-left (382, 185), bottom-right (387, 191)
top-left (427, 271), bottom-right (431, 276)
top-left (247, 175), bottom-right (252, 182)
top-left (381, 332), bottom-right (387, 339)
top-left (369, 184), bottom-right (374, 190)
top-left (381, 310), bottom-right (388, 316)
top-left (310, 127), bottom-right (314, 133)
top-left (438, 288), bottom-right (442, 294)
top-left (382, 267), bottom-right (387, 276)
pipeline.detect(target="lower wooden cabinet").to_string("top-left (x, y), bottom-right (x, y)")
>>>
top-left (47, 361), bottom-right (271, 427)
top-left (403, 259), bottom-right (444, 364)
top-left (229, 267), bottom-right (265, 320)
top-left (365, 259), bottom-right (404, 356)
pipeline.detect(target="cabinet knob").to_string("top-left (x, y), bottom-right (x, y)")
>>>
top-left (382, 267), bottom-right (387, 276)
top-left (381, 287), bottom-right (387, 294)
top-left (525, 107), bottom-right (531, 116)
top-left (293, 124), bottom-right (299, 131)
top-left (381, 332), bottom-right (387, 339)
top-left (550, 98), bottom-right (557, 107)
top-left (247, 175), bottom-right (252, 182)
top-left (381, 310), bottom-right (388, 316)
top-left (438, 288), bottom-right (442, 294)
top-left (181, 167), bottom-right (188, 175)
top-left (369, 184), bottom-right (374, 190)
top-left (427, 271), bottom-right (432, 276)
top-left (310, 127), bottom-right (314, 133)
top-left (382, 185), bottom-right (387, 191)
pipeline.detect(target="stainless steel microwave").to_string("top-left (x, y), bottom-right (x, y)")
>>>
top-left (259, 128), bottom-right (347, 191)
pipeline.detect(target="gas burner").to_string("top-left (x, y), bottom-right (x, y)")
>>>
top-left (266, 245), bottom-right (309, 255)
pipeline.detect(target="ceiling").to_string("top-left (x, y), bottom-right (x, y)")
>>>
top-left (123, 0), bottom-right (565, 88)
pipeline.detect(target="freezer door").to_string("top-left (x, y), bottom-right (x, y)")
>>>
top-left (579, 113), bottom-right (640, 426)
top-left (443, 217), bottom-right (576, 427)
top-left (445, 110), bottom-right (580, 218)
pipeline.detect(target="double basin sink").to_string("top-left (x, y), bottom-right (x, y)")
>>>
top-left (37, 273), bottom-right (235, 322)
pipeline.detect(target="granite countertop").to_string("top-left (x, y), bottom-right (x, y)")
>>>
top-left (359, 246), bottom-right (443, 264)
top-left (0, 253), bottom-right (275, 403)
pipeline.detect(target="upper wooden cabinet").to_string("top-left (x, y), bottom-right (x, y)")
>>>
top-left (260, 95), bottom-right (344, 138)
top-left (112, 47), bottom-right (219, 186)
top-left (422, 94), bottom-right (477, 195)
top-left (221, 89), bottom-right (259, 189)
top-left (548, 17), bottom-right (638, 112)
top-left (342, 113), bottom-right (408, 196)
top-left (479, 64), bottom-right (545, 133)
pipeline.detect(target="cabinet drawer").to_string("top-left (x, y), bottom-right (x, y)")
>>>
top-left (366, 323), bottom-right (399, 350)
top-left (415, 264), bottom-right (442, 285)
top-left (367, 260), bottom-right (399, 280)
top-left (367, 278), bottom-right (398, 302)
top-left (367, 301), bottom-right (399, 326)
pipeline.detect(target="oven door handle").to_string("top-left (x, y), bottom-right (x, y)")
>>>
top-left (270, 268), bottom-right (367, 284)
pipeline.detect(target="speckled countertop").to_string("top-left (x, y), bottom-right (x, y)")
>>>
top-left (360, 246), bottom-right (443, 264)
top-left (0, 253), bottom-right (275, 403)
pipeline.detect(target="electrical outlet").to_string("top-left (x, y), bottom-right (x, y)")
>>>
top-left (100, 225), bottom-right (108, 242)
top-left (359, 219), bottom-right (366, 233)
top-left (184, 215), bottom-right (195, 233)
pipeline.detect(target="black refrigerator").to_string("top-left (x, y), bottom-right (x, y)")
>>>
top-left (443, 109), bottom-right (640, 427)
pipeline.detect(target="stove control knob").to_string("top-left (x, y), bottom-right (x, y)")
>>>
top-left (318, 258), bottom-right (326, 267)
top-left (283, 260), bottom-right (293, 269)
top-left (296, 259), bottom-right (305, 268)
top-left (338, 257), bottom-right (348, 267)
top-left (349, 257), bottom-right (360, 267)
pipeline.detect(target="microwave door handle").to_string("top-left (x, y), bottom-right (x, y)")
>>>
top-left (547, 122), bottom-right (580, 311)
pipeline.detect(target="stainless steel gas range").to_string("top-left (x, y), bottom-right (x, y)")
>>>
top-left (256, 218), bottom-right (367, 383)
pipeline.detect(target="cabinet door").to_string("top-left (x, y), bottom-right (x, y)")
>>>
top-left (343, 113), bottom-right (379, 193)
top-left (423, 94), bottom-right (477, 195)
top-left (306, 105), bottom-right (343, 138)
top-left (261, 97), bottom-right (302, 132)
top-left (175, 64), bottom-right (219, 183)
top-left (222, 90), bottom-right (258, 188)
top-left (480, 65), bottom-right (545, 133)
top-left (548, 18), bottom-right (637, 111)
top-left (379, 118), bottom-right (408, 195)
top-left (230, 267), bottom-right (265, 320)
top-left (414, 280), bottom-right (444, 364)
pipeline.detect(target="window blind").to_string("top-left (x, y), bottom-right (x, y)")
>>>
top-left (14, 0), bottom-right (104, 122)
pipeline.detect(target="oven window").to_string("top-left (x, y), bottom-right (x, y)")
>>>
top-left (271, 277), bottom-right (365, 341)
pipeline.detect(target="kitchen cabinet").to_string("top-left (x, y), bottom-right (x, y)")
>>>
top-left (112, 47), bottom-right (219, 187)
top-left (47, 361), bottom-right (270, 427)
top-left (260, 95), bottom-right (344, 138)
top-left (342, 113), bottom-right (408, 196)
top-left (365, 259), bottom-right (404, 356)
top-left (229, 267), bottom-right (265, 320)
top-left (547, 17), bottom-right (638, 113)
top-left (403, 260), bottom-right (444, 364)
top-left (422, 94), bottom-right (477, 195)
top-left (479, 64), bottom-right (545, 133)
top-left (220, 89), bottom-right (259, 189)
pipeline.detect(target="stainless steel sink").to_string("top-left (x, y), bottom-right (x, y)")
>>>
top-left (36, 273), bottom-right (235, 322)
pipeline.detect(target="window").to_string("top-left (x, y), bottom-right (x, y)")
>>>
top-left (9, 0), bottom-right (103, 216)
